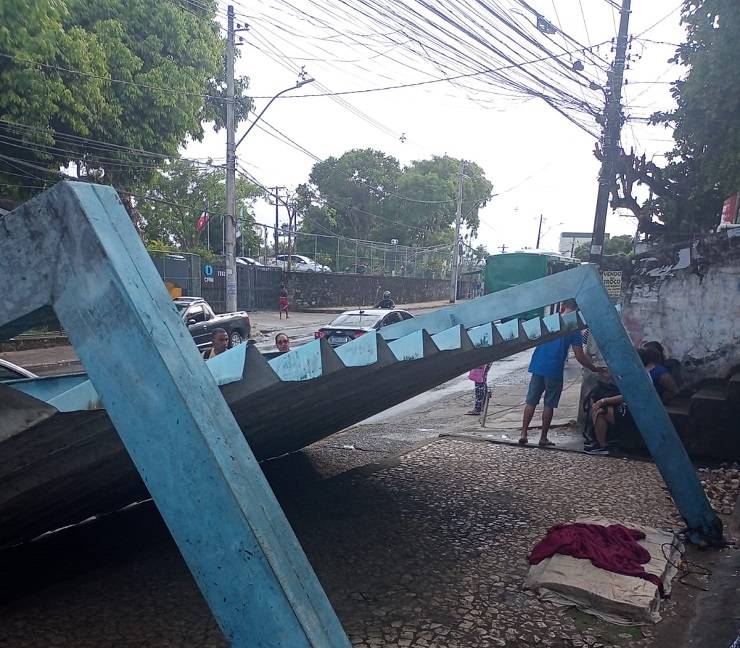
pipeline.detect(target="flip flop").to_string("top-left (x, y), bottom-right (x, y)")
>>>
top-left (518, 438), bottom-right (527, 445)
top-left (538, 440), bottom-right (556, 447)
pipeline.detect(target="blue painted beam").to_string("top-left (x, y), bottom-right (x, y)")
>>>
top-left (574, 268), bottom-right (723, 545)
top-left (0, 182), bottom-right (349, 646)
top-left (381, 263), bottom-right (722, 544)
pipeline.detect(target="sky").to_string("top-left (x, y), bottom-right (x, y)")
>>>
top-left (184, 0), bottom-right (686, 256)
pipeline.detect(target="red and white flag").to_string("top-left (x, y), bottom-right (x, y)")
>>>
top-left (196, 209), bottom-right (209, 232)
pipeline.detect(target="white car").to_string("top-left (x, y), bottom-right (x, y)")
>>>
top-left (275, 254), bottom-right (331, 272)
top-left (236, 256), bottom-right (264, 266)
top-left (0, 358), bottom-right (38, 381)
top-left (314, 309), bottom-right (414, 347)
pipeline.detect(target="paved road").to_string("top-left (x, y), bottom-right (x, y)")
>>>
top-left (0, 304), bottom-right (447, 376)
top-left (0, 350), bottom-right (712, 648)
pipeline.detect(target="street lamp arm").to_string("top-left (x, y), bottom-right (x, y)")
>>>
top-left (235, 78), bottom-right (315, 151)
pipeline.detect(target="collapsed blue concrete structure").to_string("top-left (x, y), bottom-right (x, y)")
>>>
top-left (0, 183), bottom-right (723, 646)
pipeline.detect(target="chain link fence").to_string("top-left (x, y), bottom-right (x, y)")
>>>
top-left (288, 231), bottom-right (455, 278)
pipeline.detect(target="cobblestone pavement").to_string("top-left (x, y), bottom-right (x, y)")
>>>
top-left (0, 360), bottom-right (736, 648)
top-left (293, 440), bottom-right (684, 648)
top-left (1, 436), bottom-right (699, 648)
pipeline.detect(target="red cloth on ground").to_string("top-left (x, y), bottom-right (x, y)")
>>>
top-left (528, 523), bottom-right (663, 595)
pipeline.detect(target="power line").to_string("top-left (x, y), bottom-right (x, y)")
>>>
top-left (0, 119), bottom-right (224, 170)
top-left (249, 40), bottom-right (610, 99)
top-left (634, 3), bottom-right (684, 38)
top-left (0, 52), bottom-right (232, 103)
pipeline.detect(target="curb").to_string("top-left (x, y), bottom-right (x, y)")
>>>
top-left (293, 302), bottom-right (452, 315)
top-left (0, 336), bottom-right (70, 353)
top-left (24, 359), bottom-right (81, 372)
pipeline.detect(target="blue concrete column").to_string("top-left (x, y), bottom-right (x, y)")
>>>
top-left (0, 182), bottom-right (349, 646)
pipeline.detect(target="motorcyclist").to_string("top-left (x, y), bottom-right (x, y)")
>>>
top-left (375, 290), bottom-right (395, 309)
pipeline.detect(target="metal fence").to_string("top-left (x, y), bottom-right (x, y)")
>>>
top-left (149, 251), bottom-right (201, 298)
top-left (288, 231), bottom-right (454, 278)
top-left (202, 263), bottom-right (283, 313)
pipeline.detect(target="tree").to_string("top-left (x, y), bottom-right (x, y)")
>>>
top-left (298, 149), bottom-right (401, 241)
top-left (0, 0), bottom-right (251, 214)
top-left (606, 0), bottom-right (739, 238)
top-left (573, 234), bottom-right (634, 261)
top-left (386, 156), bottom-right (493, 246)
top-left (139, 160), bottom-right (261, 255)
top-left (296, 150), bottom-right (494, 248)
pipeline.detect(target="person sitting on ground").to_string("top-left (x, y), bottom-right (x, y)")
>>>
top-left (375, 290), bottom-right (395, 309)
top-left (275, 332), bottom-right (290, 353)
top-left (642, 340), bottom-right (666, 364)
top-left (202, 328), bottom-right (228, 360)
top-left (643, 339), bottom-right (682, 386)
top-left (519, 299), bottom-right (605, 448)
top-left (589, 346), bottom-right (679, 455)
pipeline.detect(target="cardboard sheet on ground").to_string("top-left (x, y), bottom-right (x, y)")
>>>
top-left (525, 517), bottom-right (683, 625)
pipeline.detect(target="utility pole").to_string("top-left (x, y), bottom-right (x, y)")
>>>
top-left (589, 0), bottom-right (631, 265)
top-left (499, 244), bottom-right (507, 254)
top-left (224, 5), bottom-right (237, 311)
top-left (449, 159), bottom-right (464, 303)
top-left (535, 213), bottom-right (543, 249)
top-left (274, 187), bottom-right (280, 263)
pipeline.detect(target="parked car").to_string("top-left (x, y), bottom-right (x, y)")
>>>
top-left (275, 254), bottom-right (331, 273)
top-left (174, 297), bottom-right (251, 351)
top-left (0, 358), bottom-right (38, 381)
top-left (236, 256), bottom-right (264, 266)
top-left (314, 309), bottom-right (413, 347)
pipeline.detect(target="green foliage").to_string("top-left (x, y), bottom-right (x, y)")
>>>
top-left (573, 234), bottom-right (634, 261)
top-left (296, 149), bottom-right (493, 248)
top-left (139, 160), bottom-right (262, 255)
top-left (145, 239), bottom-right (176, 253)
top-left (388, 156), bottom-right (493, 246)
top-left (649, 0), bottom-right (740, 234)
top-left (297, 148), bottom-right (401, 242)
top-left (0, 0), bottom-right (251, 203)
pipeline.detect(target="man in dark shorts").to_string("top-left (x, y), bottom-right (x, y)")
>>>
top-left (519, 299), bottom-right (604, 447)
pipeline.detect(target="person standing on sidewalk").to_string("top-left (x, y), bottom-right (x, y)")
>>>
top-left (278, 284), bottom-right (289, 319)
top-left (466, 363), bottom-right (492, 415)
top-left (519, 299), bottom-right (604, 447)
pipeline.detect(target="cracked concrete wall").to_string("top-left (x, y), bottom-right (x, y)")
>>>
top-left (620, 233), bottom-right (740, 386)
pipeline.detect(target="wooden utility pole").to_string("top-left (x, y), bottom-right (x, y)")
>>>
top-left (224, 5), bottom-right (237, 311)
top-left (589, 0), bottom-right (631, 265)
top-left (535, 214), bottom-right (543, 249)
top-left (449, 159), bottom-right (464, 303)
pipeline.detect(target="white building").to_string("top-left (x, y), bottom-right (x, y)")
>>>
top-left (558, 231), bottom-right (609, 257)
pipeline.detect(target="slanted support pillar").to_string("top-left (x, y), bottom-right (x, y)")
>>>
top-left (380, 263), bottom-right (723, 545)
top-left (0, 182), bottom-right (349, 647)
top-left (575, 269), bottom-right (723, 545)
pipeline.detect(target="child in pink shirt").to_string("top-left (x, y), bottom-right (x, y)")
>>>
top-left (467, 363), bottom-right (492, 415)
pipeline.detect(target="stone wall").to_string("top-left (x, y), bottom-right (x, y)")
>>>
top-left (619, 231), bottom-right (740, 386)
top-left (284, 272), bottom-right (466, 308)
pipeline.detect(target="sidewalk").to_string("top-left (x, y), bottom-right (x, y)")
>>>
top-left (444, 360), bottom-right (586, 451)
top-left (294, 299), bottom-right (457, 315)
top-left (0, 345), bottom-right (82, 376)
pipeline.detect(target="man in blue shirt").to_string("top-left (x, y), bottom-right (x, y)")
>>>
top-left (519, 299), bottom-right (603, 447)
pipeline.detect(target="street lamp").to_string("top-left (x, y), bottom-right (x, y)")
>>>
top-left (235, 77), bottom-right (316, 152)
top-left (224, 72), bottom-right (315, 313)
